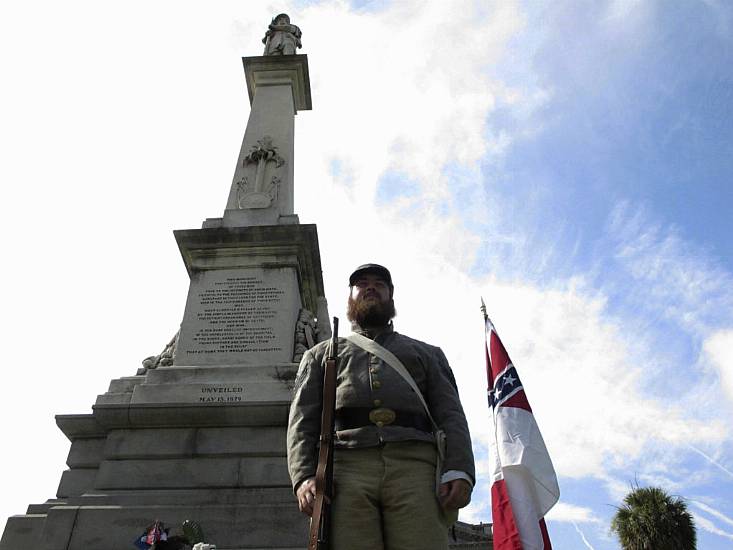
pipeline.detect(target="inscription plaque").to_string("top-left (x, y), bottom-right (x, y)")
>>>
top-left (199, 385), bottom-right (244, 403)
top-left (175, 267), bottom-right (302, 366)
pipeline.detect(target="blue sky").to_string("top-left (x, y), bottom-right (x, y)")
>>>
top-left (0, 1), bottom-right (731, 549)
top-left (491, 1), bottom-right (733, 272)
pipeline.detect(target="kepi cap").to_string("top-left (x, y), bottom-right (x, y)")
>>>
top-left (348, 263), bottom-right (393, 290)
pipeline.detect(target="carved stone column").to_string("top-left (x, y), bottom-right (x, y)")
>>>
top-left (223, 55), bottom-right (312, 227)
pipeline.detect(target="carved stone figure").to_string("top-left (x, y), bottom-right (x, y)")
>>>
top-left (293, 308), bottom-right (317, 362)
top-left (262, 13), bottom-right (302, 56)
top-left (139, 331), bottom-right (179, 375)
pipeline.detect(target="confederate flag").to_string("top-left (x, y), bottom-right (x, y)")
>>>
top-left (484, 308), bottom-right (560, 550)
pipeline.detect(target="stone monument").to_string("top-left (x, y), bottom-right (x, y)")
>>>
top-left (1, 14), bottom-right (326, 550)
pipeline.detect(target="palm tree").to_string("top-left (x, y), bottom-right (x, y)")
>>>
top-left (611, 485), bottom-right (696, 549)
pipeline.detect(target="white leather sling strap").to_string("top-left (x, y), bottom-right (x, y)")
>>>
top-left (344, 332), bottom-right (440, 434)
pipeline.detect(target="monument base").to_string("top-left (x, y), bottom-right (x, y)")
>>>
top-left (0, 364), bottom-right (307, 550)
top-left (2, 496), bottom-right (307, 550)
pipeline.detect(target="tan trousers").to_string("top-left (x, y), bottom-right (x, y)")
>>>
top-left (330, 441), bottom-right (449, 550)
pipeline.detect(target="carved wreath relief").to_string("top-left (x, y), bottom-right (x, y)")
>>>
top-left (236, 136), bottom-right (285, 209)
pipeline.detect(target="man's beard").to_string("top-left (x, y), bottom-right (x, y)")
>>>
top-left (347, 295), bottom-right (396, 328)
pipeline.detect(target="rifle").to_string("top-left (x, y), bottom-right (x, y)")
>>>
top-left (308, 317), bottom-right (339, 550)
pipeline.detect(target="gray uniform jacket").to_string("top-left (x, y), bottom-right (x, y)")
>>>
top-left (287, 325), bottom-right (475, 492)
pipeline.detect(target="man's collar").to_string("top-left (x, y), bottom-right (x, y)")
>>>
top-left (351, 321), bottom-right (394, 340)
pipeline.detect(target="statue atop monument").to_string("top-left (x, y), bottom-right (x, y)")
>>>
top-left (262, 13), bottom-right (302, 56)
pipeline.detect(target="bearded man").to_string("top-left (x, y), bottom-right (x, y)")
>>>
top-left (287, 263), bottom-right (475, 550)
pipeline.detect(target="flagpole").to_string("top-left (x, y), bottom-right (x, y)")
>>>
top-left (481, 296), bottom-right (505, 546)
top-left (481, 297), bottom-right (501, 463)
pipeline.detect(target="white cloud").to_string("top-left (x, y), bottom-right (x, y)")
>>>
top-left (468, 279), bottom-right (725, 482)
top-left (573, 521), bottom-right (597, 550)
top-left (607, 202), bottom-right (733, 335)
top-left (686, 444), bottom-right (733, 480)
top-left (703, 329), bottom-right (733, 405)
top-left (692, 513), bottom-right (733, 542)
top-left (691, 500), bottom-right (733, 528)
top-left (546, 502), bottom-right (601, 524)
top-left (293, 0), bottom-right (524, 212)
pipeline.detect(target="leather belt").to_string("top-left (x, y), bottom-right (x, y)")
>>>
top-left (335, 407), bottom-right (431, 433)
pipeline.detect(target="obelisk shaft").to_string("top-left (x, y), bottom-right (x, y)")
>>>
top-left (223, 55), bottom-right (311, 227)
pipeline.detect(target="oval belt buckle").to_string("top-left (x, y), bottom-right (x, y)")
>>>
top-left (369, 407), bottom-right (396, 426)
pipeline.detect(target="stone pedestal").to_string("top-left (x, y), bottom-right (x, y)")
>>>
top-left (173, 224), bottom-right (325, 367)
top-left (0, 407), bottom-right (310, 550)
